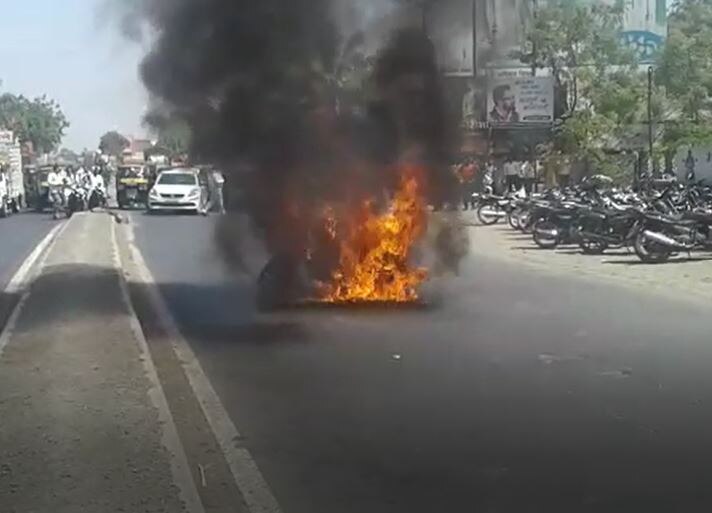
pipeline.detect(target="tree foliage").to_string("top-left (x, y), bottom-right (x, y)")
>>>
top-left (517, 0), bottom-right (662, 177)
top-left (143, 110), bottom-right (192, 159)
top-left (657, 0), bottom-right (712, 151)
top-left (0, 93), bottom-right (69, 154)
top-left (99, 130), bottom-right (130, 156)
top-left (157, 118), bottom-right (191, 158)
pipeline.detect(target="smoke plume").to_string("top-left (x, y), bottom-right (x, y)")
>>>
top-left (120, 0), bottom-right (465, 279)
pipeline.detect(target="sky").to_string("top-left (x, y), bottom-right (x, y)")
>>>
top-left (0, 0), bottom-right (148, 151)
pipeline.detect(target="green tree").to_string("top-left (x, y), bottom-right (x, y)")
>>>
top-left (0, 93), bottom-right (69, 154)
top-left (99, 130), bottom-right (130, 156)
top-left (516, 1), bottom-right (657, 179)
top-left (656, 0), bottom-right (712, 153)
top-left (57, 147), bottom-right (80, 165)
top-left (156, 118), bottom-right (191, 159)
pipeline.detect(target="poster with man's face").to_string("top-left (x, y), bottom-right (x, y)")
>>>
top-left (487, 75), bottom-right (554, 125)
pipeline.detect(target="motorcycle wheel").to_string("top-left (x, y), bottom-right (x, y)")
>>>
top-left (477, 204), bottom-right (501, 225)
top-left (518, 212), bottom-right (532, 233)
top-left (579, 239), bottom-right (608, 254)
top-left (533, 220), bottom-right (560, 249)
top-left (256, 255), bottom-right (299, 312)
top-left (633, 232), bottom-right (671, 263)
top-left (507, 209), bottom-right (521, 230)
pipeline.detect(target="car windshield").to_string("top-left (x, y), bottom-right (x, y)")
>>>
top-left (157, 173), bottom-right (196, 185)
top-left (119, 168), bottom-right (141, 178)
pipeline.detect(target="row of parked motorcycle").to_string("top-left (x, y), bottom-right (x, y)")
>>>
top-left (48, 184), bottom-right (107, 220)
top-left (473, 176), bottom-right (712, 263)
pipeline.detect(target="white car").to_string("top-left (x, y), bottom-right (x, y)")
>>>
top-left (147, 168), bottom-right (205, 214)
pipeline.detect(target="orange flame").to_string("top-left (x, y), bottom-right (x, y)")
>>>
top-left (319, 164), bottom-right (429, 303)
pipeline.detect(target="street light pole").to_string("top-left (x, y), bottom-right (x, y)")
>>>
top-left (647, 66), bottom-right (654, 177)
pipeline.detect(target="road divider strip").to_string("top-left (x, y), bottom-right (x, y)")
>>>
top-left (121, 221), bottom-right (283, 513)
top-left (110, 220), bottom-right (206, 513)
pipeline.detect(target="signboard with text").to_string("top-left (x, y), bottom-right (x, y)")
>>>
top-left (486, 71), bottom-right (553, 125)
top-left (0, 131), bottom-right (14, 145)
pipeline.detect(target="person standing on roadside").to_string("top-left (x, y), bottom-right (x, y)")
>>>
top-left (212, 169), bottom-right (226, 214)
top-left (558, 156), bottom-right (571, 188)
top-left (521, 160), bottom-right (536, 194)
top-left (457, 158), bottom-right (477, 210)
top-left (483, 160), bottom-right (495, 194)
top-left (504, 157), bottom-right (518, 192)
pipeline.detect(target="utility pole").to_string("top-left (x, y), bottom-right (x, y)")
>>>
top-left (647, 66), bottom-right (655, 177)
top-left (420, 0), bottom-right (434, 33)
top-left (472, 0), bottom-right (478, 77)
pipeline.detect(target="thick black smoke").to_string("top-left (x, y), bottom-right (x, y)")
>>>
top-left (121, 0), bottom-right (465, 275)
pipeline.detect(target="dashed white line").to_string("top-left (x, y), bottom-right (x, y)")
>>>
top-left (5, 221), bottom-right (65, 294)
top-left (122, 219), bottom-right (283, 513)
top-left (0, 220), bottom-right (66, 358)
top-left (111, 219), bottom-right (206, 513)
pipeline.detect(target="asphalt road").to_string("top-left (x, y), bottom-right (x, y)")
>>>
top-left (131, 211), bottom-right (712, 513)
top-left (0, 212), bottom-right (60, 290)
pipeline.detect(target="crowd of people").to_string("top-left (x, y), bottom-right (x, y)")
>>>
top-left (46, 165), bottom-right (105, 192)
top-left (46, 164), bottom-right (106, 209)
top-left (452, 155), bottom-right (574, 210)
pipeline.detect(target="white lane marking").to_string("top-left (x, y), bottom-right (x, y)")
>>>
top-left (0, 220), bottom-right (67, 359)
top-left (5, 222), bottom-right (64, 294)
top-left (123, 220), bottom-right (283, 513)
top-left (110, 220), bottom-right (206, 513)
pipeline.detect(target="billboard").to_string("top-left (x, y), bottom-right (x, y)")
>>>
top-left (0, 131), bottom-right (14, 145)
top-left (577, 0), bottom-right (668, 62)
top-left (487, 71), bottom-right (554, 125)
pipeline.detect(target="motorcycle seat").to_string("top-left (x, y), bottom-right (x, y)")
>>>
top-left (650, 214), bottom-right (697, 227)
top-left (683, 211), bottom-right (712, 224)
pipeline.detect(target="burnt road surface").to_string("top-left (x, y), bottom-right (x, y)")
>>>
top-left (129, 210), bottom-right (712, 513)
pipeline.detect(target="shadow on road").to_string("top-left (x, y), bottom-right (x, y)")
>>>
top-left (603, 256), bottom-right (712, 266)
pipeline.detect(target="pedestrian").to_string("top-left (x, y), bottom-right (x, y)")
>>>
top-left (483, 160), bottom-right (495, 195)
top-left (685, 149), bottom-right (696, 184)
top-left (457, 158), bottom-right (477, 210)
top-left (520, 160), bottom-right (536, 194)
top-left (558, 159), bottom-right (571, 188)
top-left (504, 157), bottom-right (518, 192)
top-left (212, 169), bottom-right (226, 214)
top-left (201, 168), bottom-right (227, 215)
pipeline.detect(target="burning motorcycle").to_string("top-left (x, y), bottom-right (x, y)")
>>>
top-left (257, 167), bottom-right (429, 311)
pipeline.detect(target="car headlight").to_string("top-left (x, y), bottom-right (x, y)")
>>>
top-left (187, 187), bottom-right (201, 198)
top-left (149, 188), bottom-right (160, 198)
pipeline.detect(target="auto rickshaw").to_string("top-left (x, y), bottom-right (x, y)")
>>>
top-left (116, 165), bottom-right (149, 209)
top-left (28, 165), bottom-right (55, 212)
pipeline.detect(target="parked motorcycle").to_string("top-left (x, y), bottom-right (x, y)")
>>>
top-left (576, 206), bottom-right (644, 254)
top-left (476, 195), bottom-right (513, 225)
top-left (633, 210), bottom-right (712, 263)
top-left (532, 203), bottom-right (585, 249)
